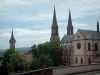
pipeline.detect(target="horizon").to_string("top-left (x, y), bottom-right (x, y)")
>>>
top-left (0, 0), bottom-right (100, 49)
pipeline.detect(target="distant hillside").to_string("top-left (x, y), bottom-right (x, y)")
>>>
top-left (0, 47), bottom-right (32, 52)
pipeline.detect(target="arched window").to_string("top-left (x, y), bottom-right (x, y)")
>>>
top-left (88, 57), bottom-right (91, 64)
top-left (76, 57), bottom-right (78, 64)
top-left (88, 43), bottom-right (91, 51)
top-left (95, 43), bottom-right (98, 51)
top-left (81, 57), bottom-right (83, 64)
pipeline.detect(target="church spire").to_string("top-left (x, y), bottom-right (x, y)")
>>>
top-left (9, 29), bottom-right (16, 49)
top-left (67, 8), bottom-right (73, 35)
top-left (68, 8), bottom-right (72, 26)
top-left (52, 5), bottom-right (57, 25)
top-left (50, 6), bottom-right (60, 42)
top-left (97, 19), bottom-right (99, 32)
top-left (11, 29), bottom-right (14, 40)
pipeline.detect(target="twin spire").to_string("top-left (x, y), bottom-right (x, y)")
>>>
top-left (52, 6), bottom-right (73, 36)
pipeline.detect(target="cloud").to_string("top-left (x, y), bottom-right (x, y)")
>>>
top-left (5, 0), bottom-right (51, 6)
top-left (30, 13), bottom-right (52, 21)
top-left (0, 29), bottom-right (11, 37)
top-left (14, 28), bottom-right (50, 36)
top-left (0, 28), bottom-right (51, 37)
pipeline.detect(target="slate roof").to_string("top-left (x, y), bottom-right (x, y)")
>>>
top-left (79, 29), bottom-right (100, 39)
top-left (61, 34), bottom-right (74, 43)
top-left (61, 29), bottom-right (100, 43)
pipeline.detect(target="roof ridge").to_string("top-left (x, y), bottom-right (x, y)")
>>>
top-left (78, 29), bottom-right (96, 31)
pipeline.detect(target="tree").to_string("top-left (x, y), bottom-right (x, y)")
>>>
top-left (30, 58), bottom-right (41, 70)
top-left (31, 41), bottom-right (63, 67)
top-left (31, 45), bottom-right (38, 58)
top-left (2, 49), bottom-right (15, 73)
top-left (10, 52), bottom-right (26, 73)
top-left (39, 54), bottom-right (53, 68)
top-left (2, 48), bottom-right (28, 73)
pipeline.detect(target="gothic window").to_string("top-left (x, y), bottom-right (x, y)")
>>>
top-left (95, 43), bottom-right (98, 51)
top-left (77, 43), bottom-right (81, 49)
top-left (81, 57), bottom-right (83, 64)
top-left (88, 43), bottom-right (91, 51)
top-left (88, 57), bottom-right (91, 64)
top-left (76, 57), bottom-right (78, 64)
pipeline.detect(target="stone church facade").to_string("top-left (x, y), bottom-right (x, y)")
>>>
top-left (50, 6), bottom-right (100, 66)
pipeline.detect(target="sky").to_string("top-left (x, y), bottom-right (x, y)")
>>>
top-left (0, 0), bottom-right (100, 49)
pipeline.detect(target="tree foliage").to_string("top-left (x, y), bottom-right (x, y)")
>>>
top-left (1, 48), bottom-right (28, 73)
top-left (31, 41), bottom-right (63, 68)
top-left (30, 58), bottom-right (41, 70)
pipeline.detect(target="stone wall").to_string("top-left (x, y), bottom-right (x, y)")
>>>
top-left (53, 64), bottom-right (100, 75)
top-left (17, 64), bottom-right (100, 75)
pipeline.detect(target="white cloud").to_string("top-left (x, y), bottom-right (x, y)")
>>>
top-left (30, 13), bottom-right (52, 21)
top-left (0, 28), bottom-right (50, 37)
top-left (0, 29), bottom-right (11, 37)
top-left (74, 23), bottom-right (88, 27)
top-left (5, 0), bottom-right (51, 6)
top-left (15, 28), bottom-right (50, 36)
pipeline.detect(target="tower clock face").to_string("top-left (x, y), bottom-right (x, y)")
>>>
top-left (77, 43), bottom-right (81, 49)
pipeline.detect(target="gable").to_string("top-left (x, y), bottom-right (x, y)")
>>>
top-left (74, 29), bottom-right (84, 40)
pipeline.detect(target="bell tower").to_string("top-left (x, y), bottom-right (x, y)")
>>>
top-left (9, 29), bottom-right (16, 49)
top-left (50, 6), bottom-right (60, 42)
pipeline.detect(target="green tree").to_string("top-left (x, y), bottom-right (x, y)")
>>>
top-left (10, 52), bottom-right (26, 73)
top-left (2, 48), bottom-right (28, 73)
top-left (30, 58), bottom-right (41, 70)
top-left (31, 45), bottom-right (38, 58)
top-left (31, 41), bottom-right (63, 68)
top-left (39, 54), bottom-right (53, 68)
top-left (2, 49), bottom-right (15, 73)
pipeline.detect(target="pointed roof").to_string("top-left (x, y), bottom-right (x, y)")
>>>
top-left (68, 8), bottom-right (72, 26)
top-left (10, 29), bottom-right (15, 40)
top-left (52, 5), bottom-right (57, 25)
top-left (97, 19), bottom-right (99, 32)
top-left (97, 19), bottom-right (99, 26)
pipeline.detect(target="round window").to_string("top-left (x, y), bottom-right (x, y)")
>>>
top-left (77, 43), bottom-right (81, 49)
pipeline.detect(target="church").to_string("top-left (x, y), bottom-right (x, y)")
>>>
top-left (8, 6), bottom-right (100, 66)
top-left (50, 6), bottom-right (100, 66)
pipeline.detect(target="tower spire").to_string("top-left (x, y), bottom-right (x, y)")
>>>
top-left (97, 19), bottom-right (99, 32)
top-left (50, 6), bottom-right (60, 42)
top-left (68, 8), bottom-right (72, 26)
top-left (67, 8), bottom-right (73, 35)
top-left (11, 29), bottom-right (14, 40)
top-left (9, 29), bottom-right (16, 49)
top-left (52, 5), bottom-right (57, 25)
